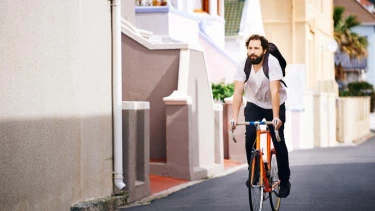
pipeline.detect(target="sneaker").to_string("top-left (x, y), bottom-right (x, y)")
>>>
top-left (278, 180), bottom-right (291, 198)
top-left (246, 179), bottom-right (250, 188)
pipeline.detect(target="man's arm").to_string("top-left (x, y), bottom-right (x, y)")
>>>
top-left (231, 81), bottom-right (244, 129)
top-left (270, 81), bottom-right (281, 129)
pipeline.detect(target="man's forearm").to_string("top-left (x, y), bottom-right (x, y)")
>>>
top-left (271, 92), bottom-right (280, 118)
top-left (232, 93), bottom-right (243, 120)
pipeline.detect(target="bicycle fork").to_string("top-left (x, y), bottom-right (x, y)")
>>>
top-left (258, 151), bottom-right (271, 193)
top-left (256, 128), bottom-right (272, 193)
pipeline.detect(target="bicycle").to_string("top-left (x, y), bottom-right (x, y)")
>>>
top-left (230, 120), bottom-right (281, 211)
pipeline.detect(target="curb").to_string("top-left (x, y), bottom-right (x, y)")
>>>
top-left (71, 192), bottom-right (130, 211)
top-left (353, 132), bottom-right (375, 145)
top-left (119, 181), bottom-right (203, 209)
top-left (118, 164), bottom-right (247, 209)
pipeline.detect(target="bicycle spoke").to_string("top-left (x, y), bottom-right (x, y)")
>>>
top-left (269, 152), bottom-right (281, 211)
top-left (249, 152), bottom-right (263, 211)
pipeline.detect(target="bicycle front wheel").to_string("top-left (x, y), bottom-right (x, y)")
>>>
top-left (248, 151), bottom-right (263, 211)
top-left (269, 151), bottom-right (281, 211)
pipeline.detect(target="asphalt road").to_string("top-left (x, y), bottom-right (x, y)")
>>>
top-left (120, 137), bottom-right (375, 211)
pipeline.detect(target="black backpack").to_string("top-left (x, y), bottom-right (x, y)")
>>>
top-left (244, 42), bottom-right (287, 87)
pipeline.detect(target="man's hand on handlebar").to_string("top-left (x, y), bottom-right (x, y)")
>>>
top-left (229, 119), bottom-right (237, 131)
top-left (272, 117), bottom-right (282, 130)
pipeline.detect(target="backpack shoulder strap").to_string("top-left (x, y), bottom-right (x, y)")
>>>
top-left (262, 52), bottom-right (270, 79)
top-left (244, 52), bottom-right (288, 87)
top-left (263, 51), bottom-right (288, 87)
top-left (244, 57), bottom-right (251, 82)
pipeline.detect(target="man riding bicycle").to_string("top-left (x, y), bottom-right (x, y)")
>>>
top-left (229, 34), bottom-right (291, 198)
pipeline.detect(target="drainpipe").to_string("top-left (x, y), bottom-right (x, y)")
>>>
top-left (112, 0), bottom-right (126, 191)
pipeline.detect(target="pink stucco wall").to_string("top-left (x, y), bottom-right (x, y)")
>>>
top-left (122, 34), bottom-right (180, 160)
top-left (199, 33), bottom-right (237, 84)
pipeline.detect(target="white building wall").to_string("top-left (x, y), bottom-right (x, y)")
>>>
top-left (0, 0), bottom-right (113, 209)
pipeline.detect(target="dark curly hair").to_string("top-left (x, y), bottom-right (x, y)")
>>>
top-left (245, 34), bottom-right (269, 51)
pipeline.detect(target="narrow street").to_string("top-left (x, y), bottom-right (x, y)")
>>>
top-left (121, 136), bottom-right (375, 211)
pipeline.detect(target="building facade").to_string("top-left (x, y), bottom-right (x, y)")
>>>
top-left (0, 0), bottom-right (115, 210)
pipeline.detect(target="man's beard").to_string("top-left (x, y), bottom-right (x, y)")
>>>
top-left (249, 54), bottom-right (264, 64)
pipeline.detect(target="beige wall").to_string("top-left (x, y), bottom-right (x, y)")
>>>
top-left (0, 0), bottom-right (114, 210)
top-left (337, 97), bottom-right (371, 144)
top-left (260, 0), bottom-right (336, 92)
top-left (259, 0), bottom-right (338, 147)
top-left (121, 35), bottom-right (180, 160)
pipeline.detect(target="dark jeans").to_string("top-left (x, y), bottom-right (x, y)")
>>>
top-left (244, 102), bottom-right (291, 181)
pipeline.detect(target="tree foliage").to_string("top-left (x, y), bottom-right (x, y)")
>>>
top-left (211, 82), bottom-right (234, 102)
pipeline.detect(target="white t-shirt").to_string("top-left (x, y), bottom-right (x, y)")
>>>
top-left (233, 54), bottom-right (287, 109)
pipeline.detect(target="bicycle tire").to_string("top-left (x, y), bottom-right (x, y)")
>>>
top-left (269, 151), bottom-right (281, 211)
top-left (248, 151), bottom-right (263, 211)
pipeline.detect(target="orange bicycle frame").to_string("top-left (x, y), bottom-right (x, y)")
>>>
top-left (255, 126), bottom-right (274, 193)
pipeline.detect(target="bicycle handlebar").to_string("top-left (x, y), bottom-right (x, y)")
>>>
top-left (230, 120), bottom-right (281, 143)
top-left (237, 121), bottom-right (273, 126)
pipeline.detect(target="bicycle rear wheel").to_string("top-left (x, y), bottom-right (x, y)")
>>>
top-left (269, 151), bottom-right (281, 211)
top-left (248, 151), bottom-right (263, 211)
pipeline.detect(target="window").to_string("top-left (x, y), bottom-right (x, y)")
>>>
top-left (194, 0), bottom-right (209, 13)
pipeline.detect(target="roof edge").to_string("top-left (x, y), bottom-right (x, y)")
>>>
top-left (354, 0), bottom-right (375, 22)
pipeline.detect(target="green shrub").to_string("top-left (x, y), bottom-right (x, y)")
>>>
top-left (211, 82), bottom-right (234, 102)
top-left (348, 81), bottom-right (374, 94)
top-left (339, 81), bottom-right (375, 112)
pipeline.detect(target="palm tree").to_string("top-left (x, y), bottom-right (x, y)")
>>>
top-left (334, 7), bottom-right (368, 58)
top-left (333, 6), bottom-right (368, 80)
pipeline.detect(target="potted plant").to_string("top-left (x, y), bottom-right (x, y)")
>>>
top-left (153, 0), bottom-right (161, 6)
top-left (153, 0), bottom-right (167, 6)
